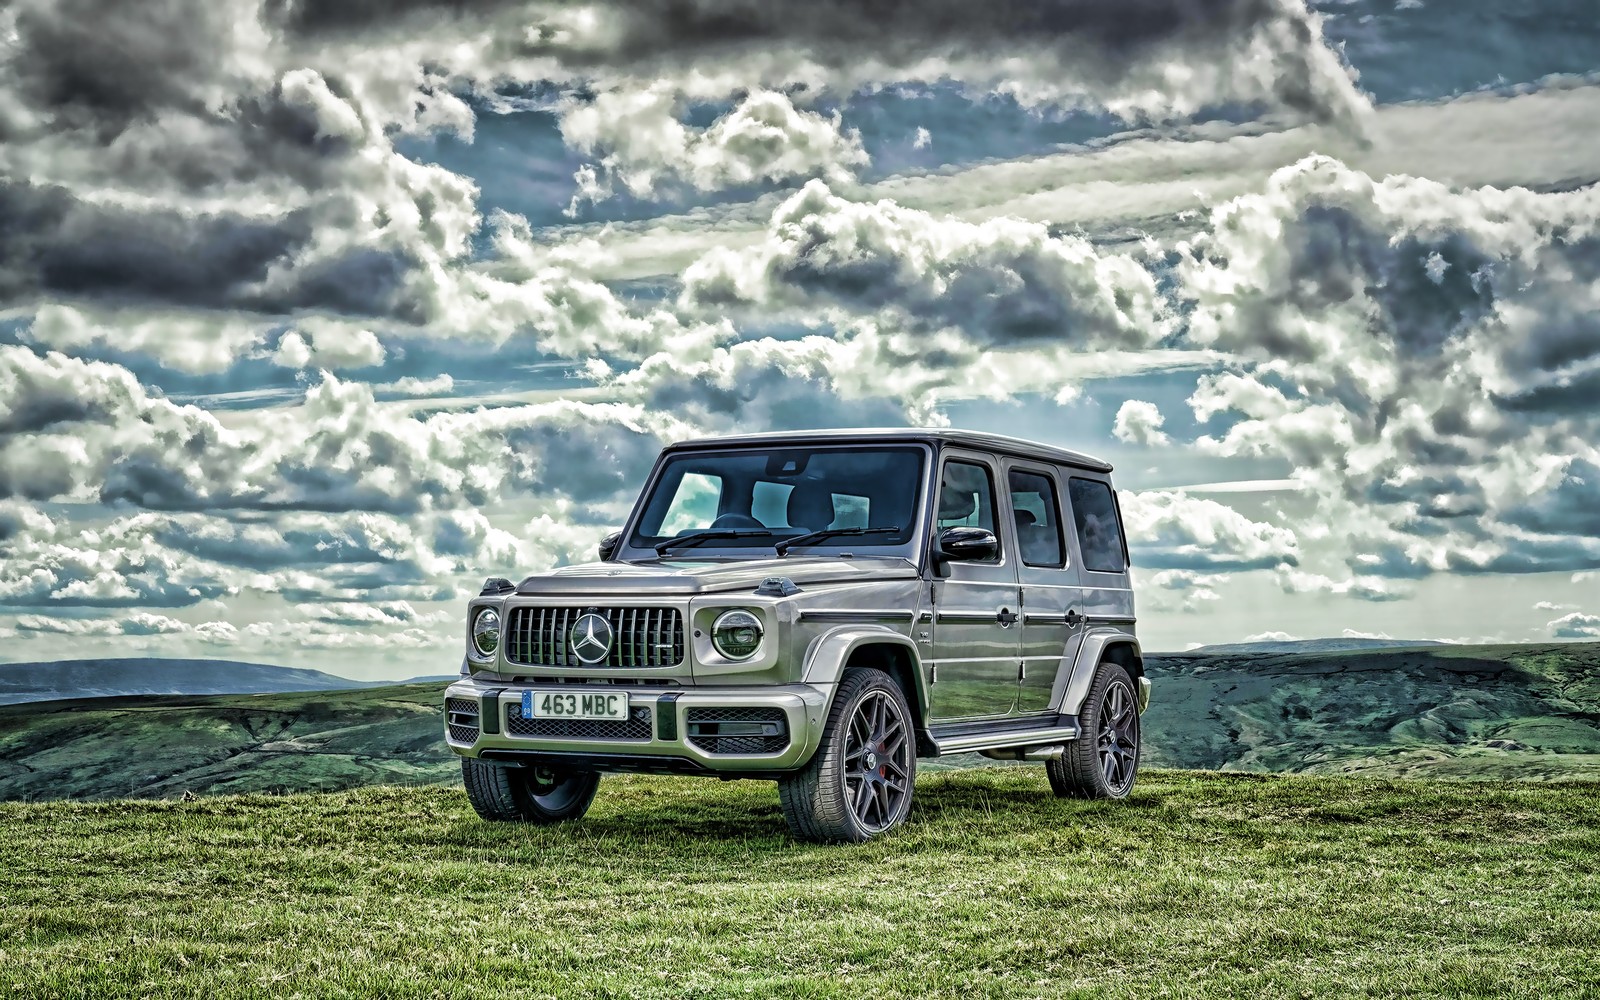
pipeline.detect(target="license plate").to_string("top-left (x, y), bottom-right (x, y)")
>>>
top-left (522, 690), bottom-right (629, 721)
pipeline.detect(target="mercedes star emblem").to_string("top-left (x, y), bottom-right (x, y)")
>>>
top-left (570, 612), bottom-right (614, 664)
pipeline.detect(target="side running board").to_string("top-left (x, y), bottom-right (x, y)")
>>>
top-left (925, 716), bottom-right (1081, 757)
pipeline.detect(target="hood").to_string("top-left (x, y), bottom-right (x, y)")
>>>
top-left (515, 556), bottom-right (919, 596)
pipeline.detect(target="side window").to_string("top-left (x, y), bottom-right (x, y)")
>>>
top-left (1068, 477), bottom-right (1127, 573)
top-left (938, 461), bottom-right (998, 554)
top-left (1008, 470), bottom-right (1065, 569)
top-left (659, 472), bottom-right (722, 534)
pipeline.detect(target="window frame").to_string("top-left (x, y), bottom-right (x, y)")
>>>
top-left (1067, 475), bottom-right (1129, 575)
top-left (933, 455), bottom-right (1005, 565)
top-left (1006, 465), bottom-right (1067, 570)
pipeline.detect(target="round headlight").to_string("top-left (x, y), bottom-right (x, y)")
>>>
top-left (711, 609), bottom-right (763, 660)
top-left (470, 608), bottom-right (500, 659)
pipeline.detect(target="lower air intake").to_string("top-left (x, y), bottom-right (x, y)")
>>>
top-left (445, 697), bottom-right (480, 745)
top-left (685, 707), bottom-right (790, 755)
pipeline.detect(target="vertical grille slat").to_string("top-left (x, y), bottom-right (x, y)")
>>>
top-left (502, 606), bottom-right (685, 668)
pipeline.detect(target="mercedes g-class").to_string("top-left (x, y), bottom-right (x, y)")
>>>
top-left (444, 428), bottom-right (1146, 842)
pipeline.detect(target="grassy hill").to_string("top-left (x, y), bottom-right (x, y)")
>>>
top-left (0, 684), bottom-right (453, 801)
top-left (1141, 642), bottom-right (1600, 780)
top-left (0, 658), bottom-right (378, 705)
top-left (2, 771), bottom-right (1596, 998)
top-left (1, 642), bottom-right (1597, 803)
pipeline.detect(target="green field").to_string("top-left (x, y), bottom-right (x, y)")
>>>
top-left (4, 642), bottom-right (1598, 803)
top-left (3, 770), bottom-right (1597, 998)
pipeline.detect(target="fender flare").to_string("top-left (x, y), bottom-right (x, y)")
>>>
top-left (1056, 628), bottom-right (1143, 717)
top-left (801, 625), bottom-right (929, 723)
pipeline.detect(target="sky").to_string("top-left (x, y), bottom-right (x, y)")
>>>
top-left (2, 0), bottom-right (1599, 679)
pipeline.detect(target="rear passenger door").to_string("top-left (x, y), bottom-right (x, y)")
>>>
top-left (1005, 462), bottom-right (1085, 716)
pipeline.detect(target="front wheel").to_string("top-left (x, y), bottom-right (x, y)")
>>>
top-left (1047, 662), bottom-right (1141, 799)
top-left (779, 669), bottom-right (917, 843)
top-left (461, 758), bottom-right (600, 823)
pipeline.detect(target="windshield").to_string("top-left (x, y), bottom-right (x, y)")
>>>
top-left (628, 446), bottom-right (926, 554)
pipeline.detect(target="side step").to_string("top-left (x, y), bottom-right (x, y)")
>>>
top-left (925, 715), bottom-right (1080, 757)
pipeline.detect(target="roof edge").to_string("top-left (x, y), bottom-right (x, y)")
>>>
top-left (663, 427), bottom-right (1113, 473)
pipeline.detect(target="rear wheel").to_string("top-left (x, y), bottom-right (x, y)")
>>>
top-left (779, 669), bottom-right (917, 843)
top-left (1047, 662), bottom-right (1140, 799)
top-left (461, 758), bottom-right (600, 823)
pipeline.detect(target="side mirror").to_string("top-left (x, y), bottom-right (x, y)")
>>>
top-left (598, 530), bottom-right (622, 562)
top-left (935, 526), bottom-right (998, 575)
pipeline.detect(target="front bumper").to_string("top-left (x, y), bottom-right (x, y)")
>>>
top-left (443, 678), bottom-right (831, 774)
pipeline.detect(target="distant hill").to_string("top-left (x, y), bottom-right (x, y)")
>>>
top-left (1186, 638), bottom-right (1448, 655)
top-left (1142, 642), bottom-right (1600, 780)
top-left (0, 658), bottom-right (375, 706)
top-left (0, 683), bottom-right (452, 801)
top-left (1, 643), bottom-right (1597, 801)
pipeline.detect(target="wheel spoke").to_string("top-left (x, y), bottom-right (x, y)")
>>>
top-left (853, 779), bottom-right (873, 819)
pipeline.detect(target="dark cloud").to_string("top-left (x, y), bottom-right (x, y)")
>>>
top-left (514, 0), bottom-right (1364, 127)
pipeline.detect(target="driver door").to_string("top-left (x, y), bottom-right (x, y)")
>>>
top-left (926, 453), bottom-right (1021, 721)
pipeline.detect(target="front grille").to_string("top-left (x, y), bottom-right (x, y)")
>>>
top-left (445, 697), bottom-right (479, 745)
top-left (505, 705), bottom-right (652, 741)
top-left (503, 606), bottom-right (684, 668)
top-left (686, 707), bottom-right (789, 755)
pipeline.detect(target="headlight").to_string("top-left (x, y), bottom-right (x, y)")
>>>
top-left (470, 608), bottom-right (500, 659)
top-left (711, 609), bottom-right (763, 660)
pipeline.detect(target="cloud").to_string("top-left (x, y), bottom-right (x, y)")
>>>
top-left (511, 0), bottom-right (1368, 129)
top-left (1244, 630), bottom-right (1298, 642)
top-left (563, 87), bottom-right (868, 210)
top-left (0, 347), bottom-right (673, 514)
top-left (1179, 153), bottom-right (1600, 577)
top-left (1121, 490), bottom-right (1300, 571)
top-left (1274, 568), bottom-right (1409, 603)
top-left (1548, 612), bottom-right (1600, 640)
top-left (1137, 568), bottom-right (1225, 613)
top-left (271, 319), bottom-right (387, 370)
top-left (682, 180), bottom-right (1168, 351)
top-left (1112, 400), bottom-right (1171, 446)
top-left (12, 612), bottom-right (235, 640)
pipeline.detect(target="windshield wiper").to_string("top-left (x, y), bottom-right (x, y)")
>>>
top-left (653, 529), bottom-right (774, 554)
top-left (775, 525), bottom-right (900, 557)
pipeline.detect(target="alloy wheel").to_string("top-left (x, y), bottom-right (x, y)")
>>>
top-left (843, 690), bottom-right (912, 833)
top-left (1096, 681), bottom-right (1138, 795)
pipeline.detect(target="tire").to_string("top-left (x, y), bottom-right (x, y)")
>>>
top-left (1047, 661), bottom-right (1141, 799)
top-left (461, 758), bottom-right (601, 824)
top-left (778, 668), bottom-right (917, 843)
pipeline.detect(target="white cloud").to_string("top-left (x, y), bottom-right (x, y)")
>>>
top-left (1244, 630), bottom-right (1299, 643)
top-left (271, 319), bottom-right (387, 371)
top-left (1112, 400), bottom-right (1171, 446)
top-left (563, 87), bottom-right (868, 210)
top-left (1121, 491), bottom-right (1301, 571)
top-left (1548, 612), bottom-right (1600, 640)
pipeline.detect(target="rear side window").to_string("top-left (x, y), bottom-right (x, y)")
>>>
top-left (1068, 477), bottom-right (1126, 573)
top-left (1008, 470), bottom-right (1065, 568)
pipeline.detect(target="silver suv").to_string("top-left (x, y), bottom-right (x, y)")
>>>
top-left (444, 429), bottom-right (1147, 842)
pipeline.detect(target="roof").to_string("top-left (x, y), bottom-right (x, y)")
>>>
top-left (665, 427), bottom-right (1113, 473)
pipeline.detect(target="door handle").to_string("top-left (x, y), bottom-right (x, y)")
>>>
top-left (1065, 608), bottom-right (1083, 628)
top-left (997, 608), bottom-right (1018, 628)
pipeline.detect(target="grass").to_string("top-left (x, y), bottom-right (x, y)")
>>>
top-left (3, 769), bottom-right (1598, 998)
